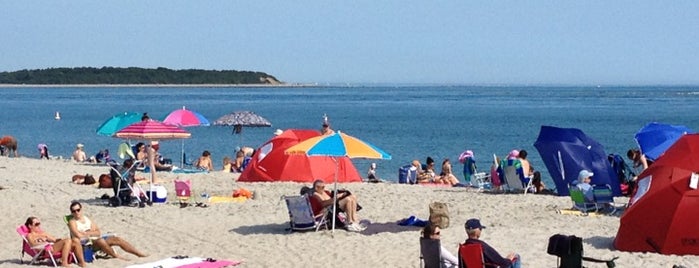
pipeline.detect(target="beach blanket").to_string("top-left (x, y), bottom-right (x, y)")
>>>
top-left (126, 257), bottom-right (241, 268)
top-left (208, 196), bottom-right (247, 204)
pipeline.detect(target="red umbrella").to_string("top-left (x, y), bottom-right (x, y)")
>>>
top-left (615, 134), bottom-right (699, 255)
top-left (114, 120), bottom-right (191, 140)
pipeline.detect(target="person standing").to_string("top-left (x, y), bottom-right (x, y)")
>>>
top-left (463, 218), bottom-right (521, 268)
top-left (459, 150), bottom-right (477, 186)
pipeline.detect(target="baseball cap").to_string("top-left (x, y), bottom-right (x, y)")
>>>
top-left (578, 170), bottom-right (594, 180)
top-left (465, 218), bottom-right (486, 230)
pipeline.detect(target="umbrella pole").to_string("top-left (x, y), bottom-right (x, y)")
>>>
top-left (181, 140), bottom-right (185, 167)
top-left (331, 157), bottom-right (338, 237)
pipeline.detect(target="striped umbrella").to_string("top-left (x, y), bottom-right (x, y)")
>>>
top-left (114, 120), bottom-right (191, 140)
top-left (285, 131), bottom-right (390, 234)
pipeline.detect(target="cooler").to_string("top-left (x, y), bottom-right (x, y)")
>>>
top-left (146, 185), bottom-right (168, 203)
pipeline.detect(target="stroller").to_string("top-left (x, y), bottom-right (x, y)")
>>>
top-left (108, 159), bottom-right (151, 207)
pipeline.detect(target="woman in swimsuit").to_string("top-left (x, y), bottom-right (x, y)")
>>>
top-left (25, 216), bottom-right (87, 267)
top-left (67, 202), bottom-right (147, 261)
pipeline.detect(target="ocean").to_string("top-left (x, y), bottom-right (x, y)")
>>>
top-left (1, 85), bottom-right (697, 190)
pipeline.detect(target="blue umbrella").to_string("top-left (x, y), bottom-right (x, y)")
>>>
top-left (634, 122), bottom-right (693, 161)
top-left (534, 125), bottom-right (621, 196)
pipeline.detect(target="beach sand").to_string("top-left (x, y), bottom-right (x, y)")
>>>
top-left (0, 157), bottom-right (696, 268)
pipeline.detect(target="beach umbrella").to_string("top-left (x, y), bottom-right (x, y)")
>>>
top-left (213, 110), bottom-right (272, 146)
top-left (162, 106), bottom-right (210, 166)
top-left (285, 131), bottom-right (391, 234)
top-left (114, 120), bottom-right (191, 140)
top-left (96, 112), bottom-right (143, 136)
top-left (533, 125), bottom-right (621, 196)
top-left (634, 122), bottom-right (693, 161)
top-left (162, 106), bottom-right (210, 127)
top-left (114, 120), bottom-right (191, 201)
top-left (615, 134), bottom-right (699, 255)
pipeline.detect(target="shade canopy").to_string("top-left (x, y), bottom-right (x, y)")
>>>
top-left (114, 120), bottom-right (191, 140)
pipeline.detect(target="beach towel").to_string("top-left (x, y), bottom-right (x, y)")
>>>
top-left (208, 196), bottom-right (247, 204)
top-left (556, 208), bottom-right (604, 217)
top-left (397, 215), bottom-right (428, 227)
top-left (172, 168), bottom-right (208, 174)
top-left (176, 259), bottom-right (241, 268)
top-left (126, 257), bottom-right (241, 268)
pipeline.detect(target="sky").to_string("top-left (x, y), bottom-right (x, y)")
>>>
top-left (1, 1), bottom-right (698, 85)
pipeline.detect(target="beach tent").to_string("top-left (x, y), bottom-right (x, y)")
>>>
top-left (533, 125), bottom-right (621, 196)
top-left (238, 129), bottom-right (362, 183)
top-left (615, 134), bottom-right (699, 255)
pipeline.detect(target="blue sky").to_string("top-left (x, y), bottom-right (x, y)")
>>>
top-left (2, 1), bottom-right (697, 85)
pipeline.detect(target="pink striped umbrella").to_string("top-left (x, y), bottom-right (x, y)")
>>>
top-left (114, 120), bottom-right (191, 140)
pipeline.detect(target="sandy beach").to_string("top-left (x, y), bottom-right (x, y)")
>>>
top-left (0, 157), bottom-right (696, 268)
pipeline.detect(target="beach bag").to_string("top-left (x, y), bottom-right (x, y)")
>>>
top-left (429, 202), bottom-right (450, 228)
top-left (98, 174), bottom-right (112, 188)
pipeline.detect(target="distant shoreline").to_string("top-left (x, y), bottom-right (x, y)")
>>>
top-left (0, 83), bottom-right (319, 88)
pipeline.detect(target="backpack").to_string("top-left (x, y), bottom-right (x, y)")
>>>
top-left (547, 234), bottom-right (618, 268)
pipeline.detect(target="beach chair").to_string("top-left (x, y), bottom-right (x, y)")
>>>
top-left (175, 179), bottom-right (192, 207)
top-left (458, 243), bottom-right (495, 268)
top-left (109, 161), bottom-right (150, 207)
top-left (16, 225), bottom-right (76, 267)
top-left (592, 184), bottom-right (619, 215)
top-left (181, 152), bottom-right (195, 168)
top-left (500, 159), bottom-right (524, 193)
top-left (283, 195), bottom-right (328, 232)
top-left (569, 186), bottom-right (598, 214)
top-left (419, 237), bottom-right (442, 268)
top-left (62, 215), bottom-right (116, 262)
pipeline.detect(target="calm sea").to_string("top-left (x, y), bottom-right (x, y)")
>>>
top-left (1, 85), bottom-right (697, 189)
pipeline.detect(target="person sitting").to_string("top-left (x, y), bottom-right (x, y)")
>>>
top-left (422, 222), bottom-right (458, 268)
top-left (574, 170), bottom-right (595, 202)
top-left (195, 150), bottom-right (213, 171)
top-left (24, 216), bottom-right (87, 267)
top-left (463, 218), bottom-right (521, 268)
top-left (222, 156), bottom-right (233, 172)
top-left (232, 150), bottom-right (245, 172)
top-left (366, 162), bottom-right (380, 182)
top-left (67, 202), bottom-right (147, 261)
top-left (72, 144), bottom-right (87, 162)
top-left (423, 157), bottom-right (437, 182)
top-left (320, 114), bottom-right (335, 135)
top-left (310, 179), bottom-right (365, 232)
top-left (439, 158), bottom-right (463, 186)
top-left (413, 160), bottom-right (431, 183)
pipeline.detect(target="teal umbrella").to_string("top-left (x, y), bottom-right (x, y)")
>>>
top-left (96, 112), bottom-right (143, 136)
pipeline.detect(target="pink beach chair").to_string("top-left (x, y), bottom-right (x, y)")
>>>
top-left (16, 225), bottom-right (76, 267)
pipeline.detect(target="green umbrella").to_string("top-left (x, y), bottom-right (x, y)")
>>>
top-left (96, 112), bottom-right (143, 136)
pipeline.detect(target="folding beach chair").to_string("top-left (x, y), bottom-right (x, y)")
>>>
top-left (501, 162), bottom-right (524, 193)
top-left (283, 195), bottom-right (328, 232)
top-left (592, 184), bottom-right (619, 215)
top-left (419, 237), bottom-right (442, 268)
top-left (458, 243), bottom-right (493, 268)
top-left (569, 186), bottom-right (599, 215)
top-left (17, 225), bottom-right (76, 267)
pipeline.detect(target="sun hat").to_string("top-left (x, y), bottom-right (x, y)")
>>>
top-left (76, 143), bottom-right (84, 148)
top-left (578, 170), bottom-right (594, 180)
top-left (459, 150), bottom-right (474, 163)
top-left (273, 129), bottom-right (283, 136)
top-left (150, 141), bottom-right (159, 146)
top-left (465, 218), bottom-right (486, 230)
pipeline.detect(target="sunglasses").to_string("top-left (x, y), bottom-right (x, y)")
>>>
top-left (433, 231), bottom-right (440, 235)
top-left (71, 208), bottom-right (81, 213)
top-left (32, 222), bottom-right (41, 227)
